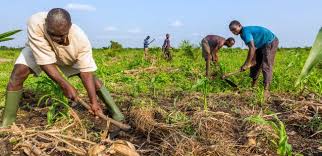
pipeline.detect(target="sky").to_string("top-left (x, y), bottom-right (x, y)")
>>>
top-left (1, 0), bottom-right (322, 48)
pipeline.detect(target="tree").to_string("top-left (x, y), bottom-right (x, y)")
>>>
top-left (108, 40), bottom-right (123, 50)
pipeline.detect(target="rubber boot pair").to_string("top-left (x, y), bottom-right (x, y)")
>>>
top-left (1, 90), bottom-right (22, 127)
top-left (97, 86), bottom-right (124, 121)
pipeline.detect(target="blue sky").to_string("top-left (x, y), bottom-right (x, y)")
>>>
top-left (1, 0), bottom-right (322, 48)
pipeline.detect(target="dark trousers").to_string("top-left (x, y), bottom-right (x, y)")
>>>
top-left (250, 38), bottom-right (279, 87)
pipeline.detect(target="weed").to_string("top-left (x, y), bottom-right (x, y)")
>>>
top-left (192, 77), bottom-right (210, 111)
top-left (246, 114), bottom-right (293, 156)
top-left (307, 113), bottom-right (322, 132)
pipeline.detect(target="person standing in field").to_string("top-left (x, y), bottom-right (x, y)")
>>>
top-left (162, 34), bottom-right (172, 60)
top-left (201, 35), bottom-right (235, 77)
top-left (143, 36), bottom-right (155, 59)
top-left (0, 8), bottom-right (125, 127)
top-left (229, 20), bottom-right (279, 98)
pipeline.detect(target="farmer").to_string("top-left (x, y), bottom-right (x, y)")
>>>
top-left (201, 35), bottom-right (235, 77)
top-left (229, 20), bottom-right (279, 98)
top-left (1, 8), bottom-right (124, 127)
top-left (162, 34), bottom-right (172, 60)
top-left (143, 36), bottom-right (155, 59)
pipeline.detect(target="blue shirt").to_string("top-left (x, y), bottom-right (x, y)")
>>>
top-left (144, 39), bottom-right (149, 48)
top-left (241, 26), bottom-right (276, 48)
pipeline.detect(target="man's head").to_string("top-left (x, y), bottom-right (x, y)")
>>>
top-left (166, 34), bottom-right (170, 39)
top-left (229, 20), bottom-right (242, 35)
top-left (146, 36), bottom-right (150, 40)
top-left (225, 37), bottom-right (235, 47)
top-left (45, 8), bottom-right (72, 45)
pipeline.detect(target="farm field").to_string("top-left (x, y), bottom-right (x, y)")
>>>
top-left (0, 47), bottom-right (321, 155)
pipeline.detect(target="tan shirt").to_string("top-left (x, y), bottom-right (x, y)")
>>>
top-left (25, 12), bottom-right (96, 72)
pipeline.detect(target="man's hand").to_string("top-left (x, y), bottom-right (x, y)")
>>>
top-left (91, 102), bottom-right (103, 116)
top-left (240, 62), bottom-right (252, 71)
top-left (61, 83), bottom-right (78, 101)
top-left (79, 72), bottom-right (101, 116)
top-left (213, 59), bottom-right (218, 65)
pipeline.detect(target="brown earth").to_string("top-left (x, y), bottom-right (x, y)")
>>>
top-left (0, 90), bottom-right (321, 156)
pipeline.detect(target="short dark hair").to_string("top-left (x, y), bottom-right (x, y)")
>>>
top-left (229, 20), bottom-right (241, 27)
top-left (47, 8), bottom-right (71, 25)
top-left (226, 37), bottom-right (235, 43)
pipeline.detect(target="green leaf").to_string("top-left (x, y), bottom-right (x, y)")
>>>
top-left (192, 77), bottom-right (208, 90)
top-left (0, 30), bottom-right (21, 39)
top-left (0, 38), bottom-right (14, 42)
top-left (296, 27), bottom-right (322, 86)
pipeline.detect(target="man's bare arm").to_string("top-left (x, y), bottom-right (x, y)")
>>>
top-left (212, 47), bottom-right (219, 63)
top-left (241, 41), bottom-right (256, 71)
top-left (206, 54), bottom-right (211, 77)
top-left (40, 64), bottom-right (77, 100)
top-left (79, 72), bottom-right (96, 103)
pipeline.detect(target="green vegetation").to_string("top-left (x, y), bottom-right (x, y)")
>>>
top-left (0, 47), bottom-right (320, 103)
top-left (35, 76), bottom-right (71, 125)
top-left (0, 46), bottom-right (320, 155)
top-left (0, 30), bottom-right (21, 43)
top-left (246, 115), bottom-right (293, 156)
top-left (296, 28), bottom-right (322, 85)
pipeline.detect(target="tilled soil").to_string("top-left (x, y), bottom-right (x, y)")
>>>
top-left (0, 90), bottom-right (321, 156)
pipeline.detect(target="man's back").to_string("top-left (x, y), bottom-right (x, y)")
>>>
top-left (204, 35), bottom-right (225, 49)
top-left (241, 26), bottom-right (275, 48)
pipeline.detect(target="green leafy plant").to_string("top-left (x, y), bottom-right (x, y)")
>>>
top-left (296, 28), bottom-right (322, 86)
top-left (246, 115), bottom-right (293, 156)
top-left (33, 76), bottom-right (71, 125)
top-left (38, 96), bottom-right (71, 125)
top-left (0, 30), bottom-right (21, 42)
top-left (249, 87), bottom-right (265, 106)
top-left (308, 113), bottom-right (322, 132)
top-left (192, 77), bottom-right (210, 111)
top-left (179, 40), bottom-right (198, 59)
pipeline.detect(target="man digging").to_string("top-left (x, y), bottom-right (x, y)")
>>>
top-left (229, 20), bottom-right (279, 99)
top-left (143, 35), bottom-right (155, 59)
top-left (201, 35), bottom-right (235, 78)
top-left (1, 8), bottom-right (124, 127)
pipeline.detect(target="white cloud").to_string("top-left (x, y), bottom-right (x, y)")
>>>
top-left (127, 28), bottom-right (141, 34)
top-left (104, 26), bottom-right (118, 32)
top-left (65, 3), bottom-right (96, 11)
top-left (171, 20), bottom-right (184, 27)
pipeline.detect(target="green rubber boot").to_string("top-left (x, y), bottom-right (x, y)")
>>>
top-left (97, 86), bottom-right (124, 121)
top-left (1, 90), bottom-right (22, 127)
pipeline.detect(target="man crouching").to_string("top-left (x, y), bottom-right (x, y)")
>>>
top-left (1, 8), bottom-right (124, 127)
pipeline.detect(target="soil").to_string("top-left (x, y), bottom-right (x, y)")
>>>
top-left (0, 90), bottom-right (321, 156)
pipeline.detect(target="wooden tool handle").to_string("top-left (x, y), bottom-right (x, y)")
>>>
top-left (222, 70), bottom-right (242, 79)
top-left (76, 98), bottom-right (131, 131)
